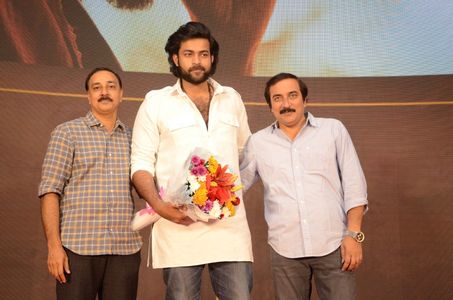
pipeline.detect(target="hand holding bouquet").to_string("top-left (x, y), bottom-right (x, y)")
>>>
top-left (131, 148), bottom-right (242, 230)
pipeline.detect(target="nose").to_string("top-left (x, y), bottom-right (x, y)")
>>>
top-left (101, 86), bottom-right (109, 96)
top-left (281, 96), bottom-right (290, 108)
top-left (192, 54), bottom-right (202, 65)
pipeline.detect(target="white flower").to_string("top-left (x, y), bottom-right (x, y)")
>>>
top-left (187, 175), bottom-right (200, 192)
top-left (209, 201), bottom-right (222, 218)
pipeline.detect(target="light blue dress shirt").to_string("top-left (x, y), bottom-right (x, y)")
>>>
top-left (240, 112), bottom-right (367, 258)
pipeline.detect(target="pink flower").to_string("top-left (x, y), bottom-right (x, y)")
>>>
top-left (191, 167), bottom-right (200, 176)
top-left (203, 200), bottom-right (213, 212)
top-left (191, 155), bottom-right (202, 166)
top-left (195, 165), bottom-right (207, 176)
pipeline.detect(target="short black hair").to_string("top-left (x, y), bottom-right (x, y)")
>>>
top-left (84, 67), bottom-right (122, 91)
top-left (264, 73), bottom-right (308, 108)
top-left (165, 22), bottom-right (219, 78)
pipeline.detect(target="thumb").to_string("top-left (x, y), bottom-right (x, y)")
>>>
top-left (340, 243), bottom-right (345, 263)
top-left (64, 257), bottom-right (71, 274)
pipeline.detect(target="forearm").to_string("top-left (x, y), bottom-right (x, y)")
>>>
top-left (132, 170), bottom-right (163, 209)
top-left (40, 193), bottom-right (62, 249)
top-left (41, 193), bottom-right (71, 282)
top-left (346, 205), bottom-right (365, 231)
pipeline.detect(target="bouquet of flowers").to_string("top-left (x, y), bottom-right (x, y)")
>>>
top-left (131, 148), bottom-right (242, 230)
top-left (180, 150), bottom-right (242, 221)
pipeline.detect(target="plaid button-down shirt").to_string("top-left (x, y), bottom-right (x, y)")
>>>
top-left (39, 111), bottom-right (142, 255)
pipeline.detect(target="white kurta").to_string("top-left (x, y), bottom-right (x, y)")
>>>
top-left (131, 79), bottom-right (253, 268)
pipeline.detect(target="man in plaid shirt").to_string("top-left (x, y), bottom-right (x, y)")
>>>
top-left (38, 67), bottom-right (142, 300)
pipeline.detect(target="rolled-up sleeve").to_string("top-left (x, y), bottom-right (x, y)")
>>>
top-left (240, 136), bottom-right (259, 193)
top-left (236, 97), bottom-right (252, 163)
top-left (131, 94), bottom-right (159, 177)
top-left (38, 126), bottom-right (73, 198)
top-left (335, 122), bottom-right (368, 212)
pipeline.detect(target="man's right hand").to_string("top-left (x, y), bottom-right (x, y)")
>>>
top-left (132, 171), bottom-right (194, 226)
top-left (155, 201), bottom-right (194, 226)
top-left (47, 245), bottom-right (70, 283)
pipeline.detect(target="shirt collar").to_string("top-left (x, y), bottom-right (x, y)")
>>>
top-left (271, 112), bottom-right (319, 133)
top-left (84, 111), bottom-right (125, 131)
top-left (306, 112), bottom-right (319, 127)
top-left (172, 78), bottom-right (224, 97)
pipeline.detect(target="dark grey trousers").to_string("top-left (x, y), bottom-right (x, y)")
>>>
top-left (270, 247), bottom-right (356, 300)
top-left (56, 248), bottom-right (141, 300)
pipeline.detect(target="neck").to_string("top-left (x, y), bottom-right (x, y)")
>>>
top-left (92, 111), bottom-right (117, 133)
top-left (180, 79), bottom-right (212, 126)
top-left (278, 117), bottom-right (306, 141)
top-left (180, 79), bottom-right (210, 96)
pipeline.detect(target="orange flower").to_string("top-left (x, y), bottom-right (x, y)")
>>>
top-left (205, 163), bottom-right (241, 205)
top-left (215, 165), bottom-right (237, 187)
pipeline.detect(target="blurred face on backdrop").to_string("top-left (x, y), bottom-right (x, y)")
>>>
top-left (172, 38), bottom-right (214, 85)
top-left (270, 78), bottom-right (306, 133)
top-left (106, 0), bottom-right (153, 10)
top-left (87, 70), bottom-right (123, 118)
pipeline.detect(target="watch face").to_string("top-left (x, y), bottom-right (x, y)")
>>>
top-left (356, 232), bottom-right (365, 243)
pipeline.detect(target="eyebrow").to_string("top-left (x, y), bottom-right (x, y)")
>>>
top-left (272, 90), bottom-right (298, 98)
top-left (182, 49), bottom-right (210, 54)
top-left (91, 80), bottom-right (117, 86)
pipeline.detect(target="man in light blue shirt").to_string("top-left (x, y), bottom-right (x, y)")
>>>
top-left (240, 72), bottom-right (368, 299)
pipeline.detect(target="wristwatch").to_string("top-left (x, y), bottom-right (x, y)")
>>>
top-left (345, 230), bottom-right (365, 243)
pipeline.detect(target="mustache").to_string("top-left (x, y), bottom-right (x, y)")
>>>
top-left (98, 96), bottom-right (113, 102)
top-left (279, 108), bottom-right (296, 114)
top-left (189, 65), bottom-right (205, 72)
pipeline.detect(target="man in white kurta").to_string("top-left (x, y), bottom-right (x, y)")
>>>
top-left (131, 22), bottom-right (253, 299)
top-left (132, 78), bottom-right (253, 267)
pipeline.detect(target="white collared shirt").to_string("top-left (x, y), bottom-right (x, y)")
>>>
top-left (131, 78), bottom-right (253, 268)
top-left (240, 112), bottom-right (368, 258)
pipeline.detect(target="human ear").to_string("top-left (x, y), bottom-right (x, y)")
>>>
top-left (172, 54), bottom-right (179, 67)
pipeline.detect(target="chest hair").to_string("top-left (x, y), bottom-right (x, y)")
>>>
top-left (188, 84), bottom-right (213, 125)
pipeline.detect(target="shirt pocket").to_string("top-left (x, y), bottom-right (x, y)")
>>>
top-left (301, 142), bottom-right (333, 173)
top-left (166, 115), bottom-right (197, 146)
top-left (74, 148), bottom-right (104, 176)
top-left (215, 113), bottom-right (239, 142)
top-left (258, 153), bottom-right (293, 188)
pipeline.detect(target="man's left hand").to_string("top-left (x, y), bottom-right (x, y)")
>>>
top-left (340, 237), bottom-right (363, 272)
